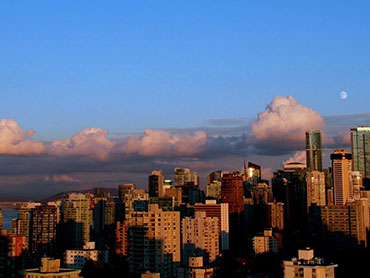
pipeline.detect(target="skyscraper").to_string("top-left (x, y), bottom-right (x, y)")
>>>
top-left (63, 193), bottom-right (92, 249)
top-left (351, 127), bottom-right (370, 182)
top-left (221, 172), bottom-right (244, 214)
top-left (31, 205), bottom-right (57, 257)
top-left (148, 170), bottom-right (164, 198)
top-left (306, 130), bottom-right (322, 172)
top-left (331, 149), bottom-right (352, 206)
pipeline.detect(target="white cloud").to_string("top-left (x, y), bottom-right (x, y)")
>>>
top-left (0, 119), bottom-right (46, 155)
top-left (252, 96), bottom-right (325, 144)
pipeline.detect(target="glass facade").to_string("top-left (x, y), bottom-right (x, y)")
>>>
top-left (351, 127), bottom-right (370, 179)
top-left (305, 130), bottom-right (322, 172)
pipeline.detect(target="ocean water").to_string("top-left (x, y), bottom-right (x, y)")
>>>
top-left (0, 207), bottom-right (19, 230)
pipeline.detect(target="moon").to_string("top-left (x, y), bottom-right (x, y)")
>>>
top-left (340, 91), bottom-right (348, 100)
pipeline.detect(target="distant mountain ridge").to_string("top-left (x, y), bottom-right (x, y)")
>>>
top-left (39, 187), bottom-right (119, 202)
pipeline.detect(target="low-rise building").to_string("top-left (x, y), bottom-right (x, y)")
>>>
top-left (64, 242), bottom-right (108, 270)
top-left (283, 249), bottom-right (337, 278)
top-left (20, 258), bottom-right (81, 278)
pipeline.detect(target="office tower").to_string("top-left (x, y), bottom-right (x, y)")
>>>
top-left (306, 171), bottom-right (326, 209)
top-left (127, 204), bottom-right (180, 278)
top-left (331, 149), bottom-right (352, 205)
top-left (194, 201), bottom-right (229, 250)
top-left (351, 171), bottom-right (363, 200)
top-left (149, 170), bottom-right (164, 198)
top-left (174, 168), bottom-right (199, 186)
top-left (306, 130), bottom-right (323, 171)
top-left (0, 210), bottom-right (2, 231)
top-left (245, 162), bottom-right (261, 186)
top-left (182, 211), bottom-right (219, 265)
top-left (327, 188), bottom-right (334, 206)
top-left (268, 201), bottom-right (284, 231)
top-left (283, 249), bottom-right (337, 278)
top-left (63, 193), bottom-right (91, 249)
top-left (31, 205), bottom-right (57, 257)
top-left (321, 199), bottom-right (369, 247)
top-left (20, 257), bottom-right (81, 278)
top-left (351, 127), bottom-right (370, 182)
top-left (206, 181), bottom-right (221, 200)
top-left (252, 229), bottom-right (279, 255)
top-left (207, 170), bottom-right (222, 185)
top-left (221, 172), bottom-right (244, 214)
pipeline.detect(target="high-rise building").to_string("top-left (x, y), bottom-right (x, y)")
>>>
top-left (194, 201), bottom-right (229, 250)
top-left (244, 162), bottom-right (261, 186)
top-left (119, 183), bottom-right (135, 201)
top-left (63, 193), bottom-right (91, 249)
top-left (306, 171), bottom-right (326, 209)
top-left (321, 199), bottom-right (369, 247)
top-left (0, 210), bottom-right (2, 231)
top-left (119, 184), bottom-right (149, 218)
top-left (351, 127), bottom-right (370, 182)
top-left (252, 229), bottom-right (279, 255)
top-left (0, 233), bottom-right (26, 278)
top-left (31, 205), bottom-right (57, 257)
top-left (267, 201), bottom-right (284, 231)
top-left (16, 203), bottom-right (41, 250)
top-left (175, 168), bottom-right (199, 186)
top-left (206, 180), bottom-right (221, 200)
top-left (207, 170), bottom-right (222, 185)
top-left (182, 211), bottom-right (219, 265)
top-left (351, 171), bottom-right (363, 200)
top-left (149, 170), bottom-right (164, 198)
top-left (221, 172), bottom-right (244, 214)
top-left (127, 204), bottom-right (180, 278)
top-left (331, 149), bottom-right (352, 205)
top-left (306, 130), bottom-right (322, 172)
top-left (283, 249), bottom-right (337, 278)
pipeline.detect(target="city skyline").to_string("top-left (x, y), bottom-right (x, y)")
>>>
top-left (2, 1), bottom-right (370, 198)
top-left (0, 97), bottom-right (369, 199)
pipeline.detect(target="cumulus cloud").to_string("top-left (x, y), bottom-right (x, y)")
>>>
top-left (251, 96), bottom-right (326, 154)
top-left (0, 119), bottom-right (46, 156)
top-left (44, 174), bottom-right (80, 183)
top-left (283, 151), bottom-right (306, 165)
top-left (51, 128), bottom-right (115, 161)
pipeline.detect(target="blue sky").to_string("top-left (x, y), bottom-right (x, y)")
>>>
top-left (1, 1), bottom-right (370, 198)
top-left (1, 1), bottom-right (370, 139)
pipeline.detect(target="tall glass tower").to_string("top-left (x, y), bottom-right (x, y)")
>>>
top-left (351, 126), bottom-right (370, 180)
top-left (306, 130), bottom-right (322, 172)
